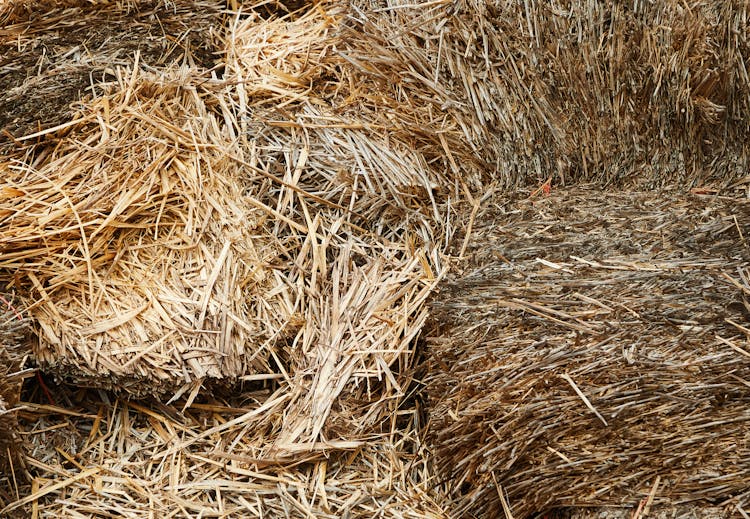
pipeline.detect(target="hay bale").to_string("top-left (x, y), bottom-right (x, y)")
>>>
top-left (424, 187), bottom-right (750, 517)
top-left (346, 0), bottom-right (750, 187)
top-left (0, 69), bottom-right (295, 395)
top-left (569, 505), bottom-right (733, 519)
top-left (1, 0), bottom-right (462, 416)
top-left (0, 0), bottom-right (223, 151)
top-left (218, 0), bottom-right (460, 452)
top-left (1, 0), bottom-right (461, 416)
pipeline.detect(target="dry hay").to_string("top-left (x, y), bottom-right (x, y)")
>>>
top-left (346, 0), bottom-right (750, 188)
top-left (0, 384), bottom-right (449, 518)
top-left (568, 504), bottom-right (734, 519)
top-left (0, 2), bottom-right (461, 514)
top-left (425, 186), bottom-right (750, 518)
top-left (0, 68), bottom-right (296, 394)
top-left (0, 0), bottom-right (465, 418)
top-left (0, 0), bottom-right (223, 150)
top-left (0, 1), bottom-right (462, 505)
top-left (4, 0), bottom-right (750, 517)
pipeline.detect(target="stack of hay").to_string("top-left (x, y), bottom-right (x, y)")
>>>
top-left (3, 0), bottom-right (750, 517)
top-left (425, 188), bottom-right (750, 517)
top-left (1, 0), bottom-right (458, 515)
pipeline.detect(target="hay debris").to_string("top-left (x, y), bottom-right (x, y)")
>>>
top-left (425, 187), bottom-right (750, 517)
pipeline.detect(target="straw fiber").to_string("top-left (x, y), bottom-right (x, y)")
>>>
top-left (218, 0), bottom-right (458, 452)
top-left (0, 294), bottom-right (28, 483)
top-left (1, 0), bottom-right (750, 517)
top-left (0, 385), bottom-right (450, 517)
top-left (0, 1), bottom-right (460, 514)
top-left (425, 187), bottom-right (750, 518)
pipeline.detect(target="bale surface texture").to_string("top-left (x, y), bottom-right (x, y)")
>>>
top-left (2, 0), bottom-right (750, 517)
top-left (425, 187), bottom-right (750, 517)
top-left (0, 70), bottom-right (296, 394)
top-left (0, 386), bottom-right (450, 517)
top-left (0, 0), bottom-right (222, 150)
top-left (350, 0), bottom-right (750, 187)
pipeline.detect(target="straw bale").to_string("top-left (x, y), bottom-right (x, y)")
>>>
top-left (0, 386), bottom-right (450, 518)
top-left (0, 68), bottom-right (296, 394)
top-left (3, 1), bottom-right (750, 517)
top-left (569, 505), bottom-right (732, 519)
top-left (0, 0), bottom-right (222, 150)
top-left (218, 0), bottom-right (459, 453)
top-left (425, 187), bottom-right (750, 518)
top-left (346, 0), bottom-right (750, 188)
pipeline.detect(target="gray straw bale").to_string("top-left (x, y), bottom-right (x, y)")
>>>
top-left (346, 0), bottom-right (750, 188)
top-left (425, 187), bottom-right (750, 518)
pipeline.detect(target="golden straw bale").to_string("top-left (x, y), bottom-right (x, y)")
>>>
top-left (218, 0), bottom-right (460, 453)
top-left (0, 386), bottom-right (450, 518)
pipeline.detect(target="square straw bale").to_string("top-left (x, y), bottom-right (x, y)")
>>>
top-left (425, 188), bottom-right (750, 517)
top-left (0, 386), bottom-right (451, 518)
top-left (348, 0), bottom-right (750, 188)
top-left (0, 68), bottom-right (296, 395)
top-left (218, 0), bottom-right (464, 453)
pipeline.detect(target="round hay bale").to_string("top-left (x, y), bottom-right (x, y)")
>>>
top-left (425, 188), bottom-right (750, 517)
